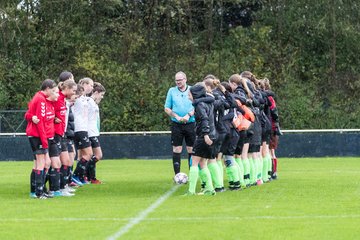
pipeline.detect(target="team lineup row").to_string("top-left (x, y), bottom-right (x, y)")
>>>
top-left (26, 72), bottom-right (106, 199)
top-left (164, 71), bottom-right (281, 195)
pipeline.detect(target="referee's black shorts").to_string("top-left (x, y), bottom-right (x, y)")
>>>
top-left (171, 122), bottom-right (196, 147)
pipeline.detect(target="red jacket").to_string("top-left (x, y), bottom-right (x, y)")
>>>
top-left (25, 91), bottom-right (48, 149)
top-left (53, 91), bottom-right (66, 136)
top-left (44, 99), bottom-right (55, 139)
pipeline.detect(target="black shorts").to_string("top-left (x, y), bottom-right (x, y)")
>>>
top-left (48, 138), bottom-right (60, 157)
top-left (248, 144), bottom-right (261, 153)
top-left (89, 136), bottom-right (101, 148)
top-left (234, 130), bottom-right (250, 155)
top-left (171, 122), bottom-right (196, 147)
top-left (261, 129), bottom-right (271, 145)
top-left (221, 129), bottom-right (240, 156)
top-left (28, 137), bottom-right (48, 156)
top-left (66, 139), bottom-right (75, 153)
top-left (74, 131), bottom-right (91, 149)
top-left (212, 132), bottom-right (226, 156)
top-left (54, 134), bottom-right (68, 153)
top-left (192, 137), bottom-right (215, 159)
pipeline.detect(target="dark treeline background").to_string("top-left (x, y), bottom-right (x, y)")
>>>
top-left (1, 0), bottom-right (360, 131)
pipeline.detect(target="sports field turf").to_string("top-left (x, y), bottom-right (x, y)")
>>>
top-left (0, 157), bottom-right (359, 240)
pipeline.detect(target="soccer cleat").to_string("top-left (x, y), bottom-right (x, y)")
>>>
top-left (71, 176), bottom-right (84, 186)
top-left (69, 181), bottom-right (81, 187)
top-left (65, 186), bottom-right (76, 193)
top-left (203, 190), bottom-right (216, 196)
top-left (80, 179), bottom-right (90, 185)
top-left (60, 189), bottom-right (75, 197)
top-left (256, 179), bottom-right (263, 186)
top-left (229, 186), bottom-right (240, 191)
top-left (271, 173), bottom-right (278, 180)
top-left (90, 179), bottom-right (102, 184)
top-left (43, 191), bottom-right (54, 198)
top-left (182, 191), bottom-right (196, 196)
top-left (51, 191), bottom-right (63, 197)
top-left (30, 192), bottom-right (36, 198)
top-left (214, 187), bottom-right (225, 193)
top-left (36, 193), bottom-right (48, 199)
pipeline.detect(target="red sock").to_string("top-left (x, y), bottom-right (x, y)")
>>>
top-left (272, 158), bottom-right (278, 173)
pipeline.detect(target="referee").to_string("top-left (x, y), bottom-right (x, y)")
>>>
top-left (164, 71), bottom-right (196, 176)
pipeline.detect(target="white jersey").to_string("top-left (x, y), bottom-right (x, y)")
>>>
top-left (64, 100), bottom-right (71, 132)
top-left (88, 97), bottom-right (100, 137)
top-left (72, 95), bottom-right (89, 132)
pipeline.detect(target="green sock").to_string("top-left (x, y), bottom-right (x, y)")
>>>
top-left (230, 164), bottom-right (240, 183)
top-left (199, 168), bottom-right (207, 185)
top-left (226, 166), bottom-right (233, 184)
top-left (234, 158), bottom-right (245, 186)
top-left (258, 157), bottom-right (263, 180)
top-left (200, 167), bottom-right (214, 191)
top-left (243, 158), bottom-right (250, 185)
top-left (253, 157), bottom-right (259, 180)
top-left (249, 157), bottom-right (256, 183)
top-left (208, 162), bottom-right (223, 188)
top-left (262, 156), bottom-right (268, 182)
top-left (217, 160), bottom-right (224, 185)
top-left (267, 154), bottom-right (272, 177)
top-left (188, 166), bottom-right (199, 194)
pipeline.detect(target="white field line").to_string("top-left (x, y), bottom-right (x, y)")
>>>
top-left (2, 214), bottom-right (360, 223)
top-left (106, 184), bottom-right (181, 240)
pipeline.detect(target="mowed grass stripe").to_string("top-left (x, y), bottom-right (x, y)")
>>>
top-left (2, 214), bottom-right (360, 222)
top-left (0, 158), bottom-right (360, 240)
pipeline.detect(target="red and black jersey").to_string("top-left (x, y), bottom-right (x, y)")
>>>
top-left (44, 98), bottom-right (55, 139)
top-left (53, 91), bottom-right (66, 136)
top-left (268, 95), bottom-right (279, 130)
top-left (25, 91), bottom-right (48, 149)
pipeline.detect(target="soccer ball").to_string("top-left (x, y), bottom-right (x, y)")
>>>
top-left (173, 172), bottom-right (188, 184)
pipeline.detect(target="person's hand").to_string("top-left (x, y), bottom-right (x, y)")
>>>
top-left (55, 117), bottom-right (62, 123)
top-left (275, 123), bottom-right (283, 136)
top-left (182, 114), bottom-right (190, 123)
top-left (204, 135), bottom-right (213, 146)
top-left (175, 115), bottom-right (183, 123)
top-left (32, 116), bottom-right (40, 124)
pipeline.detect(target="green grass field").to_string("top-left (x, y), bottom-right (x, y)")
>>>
top-left (1, 157), bottom-right (360, 240)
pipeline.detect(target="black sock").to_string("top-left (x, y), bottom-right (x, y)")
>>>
top-left (74, 159), bottom-right (87, 180)
top-left (172, 152), bottom-right (181, 175)
top-left (43, 168), bottom-right (49, 193)
top-left (35, 170), bottom-right (43, 197)
top-left (60, 166), bottom-right (68, 189)
top-left (68, 166), bottom-right (73, 184)
top-left (49, 168), bottom-right (59, 191)
top-left (89, 155), bottom-right (99, 180)
top-left (30, 170), bottom-right (35, 193)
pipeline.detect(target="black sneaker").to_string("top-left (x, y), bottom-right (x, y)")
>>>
top-left (36, 193), bottom-right (48, 199)
top-left (43, 192), bottom-right (54, 198)
top-left (215, 187), bottom-right (225, 193)
top-left (229, 186), bottom-right (240, 191)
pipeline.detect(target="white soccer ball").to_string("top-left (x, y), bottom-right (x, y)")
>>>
top-left (173, 172), bottom-right (188, 184)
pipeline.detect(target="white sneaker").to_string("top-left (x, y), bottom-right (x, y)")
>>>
top-left (60, 189), bottom-right (75, 197)
top-left (65, 185), bottom-right (76, 193)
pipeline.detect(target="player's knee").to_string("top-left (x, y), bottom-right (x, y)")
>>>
top-left (173, 146), bottom-right (182, 153)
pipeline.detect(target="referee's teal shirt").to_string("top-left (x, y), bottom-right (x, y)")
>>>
top-left (164, 85), bottom-right (195, 123)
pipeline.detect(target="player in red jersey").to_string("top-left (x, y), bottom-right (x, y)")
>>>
top-left (53, 73), bottom-right (77, 194)
top-left (26, 79), bottom-right (58, 199)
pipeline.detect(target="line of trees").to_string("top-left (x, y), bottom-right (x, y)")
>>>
top-left (1, 0), bottom-right (360, 131)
